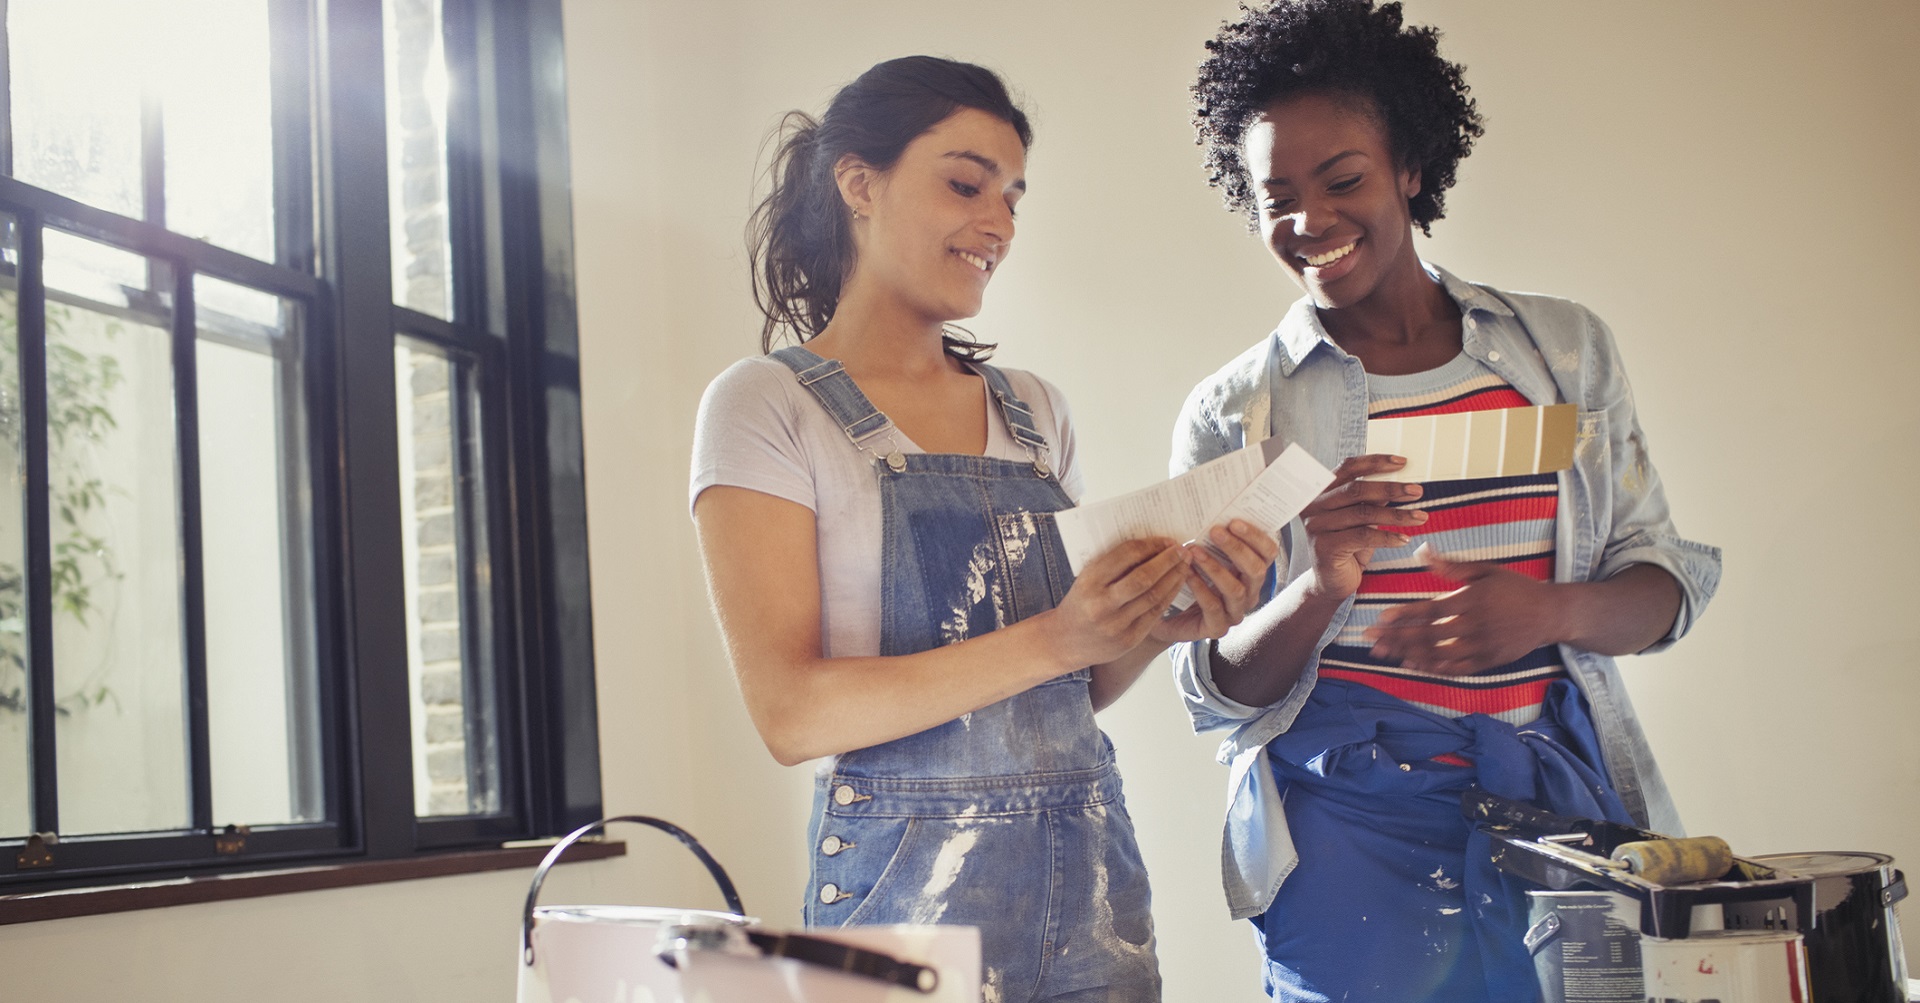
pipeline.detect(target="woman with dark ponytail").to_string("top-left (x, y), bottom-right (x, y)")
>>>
top-left (691, 56), bottom-right (1276, 1001)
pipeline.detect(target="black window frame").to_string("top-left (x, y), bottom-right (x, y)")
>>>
top-left (0, 0), bottom-right (599, 891)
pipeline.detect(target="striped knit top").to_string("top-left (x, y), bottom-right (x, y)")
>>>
top-left (1320, 352), bottom-right (1568, 726)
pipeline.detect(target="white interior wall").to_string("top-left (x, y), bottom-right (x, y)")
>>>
top-left (2, 2), bottom-right (1915, 999)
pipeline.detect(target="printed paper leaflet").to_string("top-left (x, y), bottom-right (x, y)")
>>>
top-left (1053, 439), bottom-right (1334, 609)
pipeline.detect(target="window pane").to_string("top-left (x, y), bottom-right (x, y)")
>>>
top-left (395, 339), bottom-right (496, 817)
top-left (198, 276), bottom-right (320, 826)
top-left (8, 0), bottom-right (147, 218)
top-left (9, 1), bottom-right (278, 261)
top-left (163, 1), bottom-right (278, 261)
top-left (0, 216), bottom-right (28, 838)
top-left (384, 0), bottom-right (456, 319)
top-left (43, 231), bottom-right (188, 836)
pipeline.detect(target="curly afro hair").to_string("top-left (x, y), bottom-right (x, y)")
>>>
top-left (1192, 0), bottom-right (1483, 235)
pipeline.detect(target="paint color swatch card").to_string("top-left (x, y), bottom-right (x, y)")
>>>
top-left (1363, 403), bottom-right (1575, 483)
top-left (1054, 437), bottom-right (1334, 576)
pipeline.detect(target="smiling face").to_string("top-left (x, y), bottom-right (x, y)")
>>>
top-left (841, 107), bottom-right (1026, 325)
top-left (1241, 92), bottom-right (1423, 312)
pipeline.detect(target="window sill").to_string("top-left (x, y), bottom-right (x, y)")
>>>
top-left (0, 840), bottom-right (627, 926)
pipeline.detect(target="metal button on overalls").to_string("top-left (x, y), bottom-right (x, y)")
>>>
top-left (820, 835), bottom-right (849, 856)
top-left (832, 784), bottom-right (859, 806)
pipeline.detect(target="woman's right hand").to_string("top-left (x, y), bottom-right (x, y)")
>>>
top-left (1299, 454), bottom-right (1429, 599)
top-left (1041, 538), bottom-right (1190, 670)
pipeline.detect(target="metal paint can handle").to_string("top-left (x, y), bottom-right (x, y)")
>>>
top-left (657, 923), bottom-right (941, 994)
top-left (520, 815), bottom-right (747, 965)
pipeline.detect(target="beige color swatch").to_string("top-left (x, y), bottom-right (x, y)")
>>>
top-left (1363, 403), bottom-right (1575, 483)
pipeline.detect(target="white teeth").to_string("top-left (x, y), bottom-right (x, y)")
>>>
top-left (955, 251), bottom-right (990, 272)
top-left (1303, 242), bottom-right (1356, 267)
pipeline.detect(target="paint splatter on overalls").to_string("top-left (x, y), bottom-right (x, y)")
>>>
top-left (772, 347), bottom-right (1161, 1003)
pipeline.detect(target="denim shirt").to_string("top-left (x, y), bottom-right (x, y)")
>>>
top-left (1168, 264), bottom-right (1722, 920)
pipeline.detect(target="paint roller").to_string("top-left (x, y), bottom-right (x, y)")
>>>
top-left (1608, 836), bottom-right (1734, 885)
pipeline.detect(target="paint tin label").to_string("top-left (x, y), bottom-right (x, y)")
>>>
top-left (1641, 930), bottom-right (1810, 1003)
top-left (1526, 890), bottom-right (1643, 1003)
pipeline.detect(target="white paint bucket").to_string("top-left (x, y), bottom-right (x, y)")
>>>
top-left (517, 816), bottom-right (753, 1003)
top-left (1641, 930), bottom-right (1810, 1003)
top-left (669, 924), bottom-right (981, 1002)
top-left (515, 816), bottom-right (979, 1003)
top-left (518, 905), bottom-right (751, 1003)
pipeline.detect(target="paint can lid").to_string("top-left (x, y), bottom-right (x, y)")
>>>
top-left (1749, 851), bottom-right (1895, 879)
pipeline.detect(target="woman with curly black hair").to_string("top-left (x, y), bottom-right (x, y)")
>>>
top-left (1170, 2), bottom-right (1721, 999)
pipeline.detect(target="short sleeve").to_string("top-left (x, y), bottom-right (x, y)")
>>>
top-left (689, 358), bottom-right (818, 517)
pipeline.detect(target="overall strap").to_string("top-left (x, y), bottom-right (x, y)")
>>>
top-left (769, 345), bottom-right (1055, 477)
top-left (973, 362), bottom-right (1053, 457)
top-left (768, 346), bottom-right (895, 452)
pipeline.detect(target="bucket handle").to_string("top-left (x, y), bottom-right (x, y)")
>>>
top-left (521, 815), bottom-right (748, 965)
top-left (658, 923), bottom-right (941, 994)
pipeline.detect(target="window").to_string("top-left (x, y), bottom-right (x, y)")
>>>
top-left (0, 0), bottom-right (597, 889)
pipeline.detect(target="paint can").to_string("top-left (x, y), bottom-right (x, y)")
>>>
top-left (666, 923), bottom-right (981, 1002)
top-left (516, 815), bottom-right (981, 1003)
top-left (517, 815), bottom-right (753, 1003)
top-left (518, 904), bottom-right (750, 1003)
top-left (1640, 929), bottom-right (1810, 1003)
top-left (1525, 890), bottom-right (1644, 1003)
top-left (1740, 851), bottom-right (1909, 1003)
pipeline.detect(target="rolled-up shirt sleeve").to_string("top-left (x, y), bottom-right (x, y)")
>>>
top-left (1578, 308), bottom-right (1722, 650)
top-left (1167, 382), bottom-right (1274, 733)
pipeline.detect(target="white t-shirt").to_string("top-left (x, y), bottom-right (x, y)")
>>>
top-left (690, 355), bottom-right (1083, 659)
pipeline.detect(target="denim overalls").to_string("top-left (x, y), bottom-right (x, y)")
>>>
top-left (771, 346), bottom-right (1161, 1003)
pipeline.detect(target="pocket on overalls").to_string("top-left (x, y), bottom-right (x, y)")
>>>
top-left (994, 509), bottom-right (1071, 624)
top-left (839, 816), bottom-right (928, 926)
top-left (841, 814), bottom-right (1036, 930)
top-left (807, 811), bottom-right (918, 927)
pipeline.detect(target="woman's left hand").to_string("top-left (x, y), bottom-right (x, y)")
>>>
top-left (1362, 544), bottom-right (1562, 675)
top-left (1149, 519), bottom-right (1280, 645)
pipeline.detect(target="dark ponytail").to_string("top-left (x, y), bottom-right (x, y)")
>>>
top-left (748, 56), bottom-right (1033, 358)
